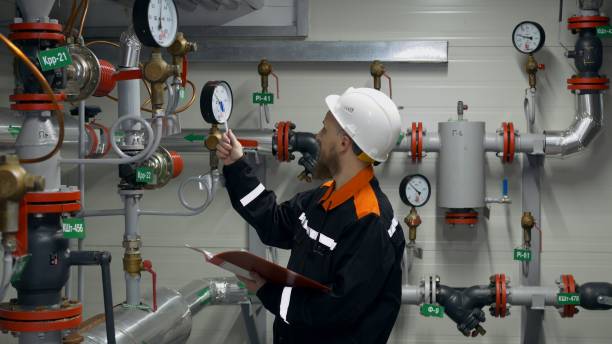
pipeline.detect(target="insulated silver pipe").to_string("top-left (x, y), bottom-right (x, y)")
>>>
top-left (508, 286), bottom-right (560, 307)
top-left (81, 277), bottom-right (249, 344)
top-left (401, 285), bottom-right (423, 305)
top-left (160, 128), bottom-right (274, 153)
top-left (544, 93), bottom-right (604, 156)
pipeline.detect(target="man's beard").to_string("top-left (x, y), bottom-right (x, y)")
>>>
top-left (312, 147), bottom-right (339, 180)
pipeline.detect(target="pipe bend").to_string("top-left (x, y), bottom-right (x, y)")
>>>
top-left (544, 93), bottom-right (604, 156)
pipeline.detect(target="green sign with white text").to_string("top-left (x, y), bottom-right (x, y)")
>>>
top-left (62, 217), bottom-right (86, 239)
top-left (420, 304), bottom-right (444, 318)
top-left (597, 26), bottom-right (612, 37)
top-left (513, 248), bottom-right (532, 262)
top-left (136, 167), bottom-right (154, 184)
top-left (253, 92), bottom-right (274, 105)
top-left (557, 293), bottom-right (580, 305)
top-left (37, 46), bottom-right (72, 72)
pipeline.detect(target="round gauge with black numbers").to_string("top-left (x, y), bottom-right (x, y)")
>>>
top-left (200, 81), bottom-right (233, 124)
top-left (512, 21), bottom-right (545, 54)
top-left (133, 0), bottom-right (179, 48)
top-left (399, 174), bottom-right (431, 208)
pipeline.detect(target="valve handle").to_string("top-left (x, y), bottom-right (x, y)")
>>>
top-left (181, 55), bottom-right (188, 88)
top-left (538, 63), bottom-right (545, 70)
top-left (502, 178), bottom-right (509, 197)
top-left (142, 260), bottom-right (157, 312)
top-left (271, 71), bottom-right (280, 99)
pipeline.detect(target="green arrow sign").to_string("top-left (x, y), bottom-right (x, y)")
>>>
top-left (597, 26), bottom-right (612, 37)
top-left (420, 304), bottom-right (444, 318)
top-left (557, 293), bottom-right (580, 305)
top-left (184, 134), bottom-right (206, 142)
top-left (513, 248), bottom-right (532, 262)
top-left (37, 46), bottom-right (72, 72)
top-left (62, 217), bottom-right (86, 239)
top-left (253, 92), bottom-right (274, 105)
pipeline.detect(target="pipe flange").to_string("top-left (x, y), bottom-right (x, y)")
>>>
top-left (490, 273), bottom-right (509, 318)
top-left (501, 122), bottom-right (516, 164)
top-left (446, 210), bottom-right (479, 225)
top-left (409, 122), bottom-right (424, 163)
top-left (567, 15), bottom-right (609, 30)
top-left (560, 274), bottom-right (579, 318)
top-left (567, 76), bottom-right (609, 91)
top-left (65, 44), bottom-right (102, 102)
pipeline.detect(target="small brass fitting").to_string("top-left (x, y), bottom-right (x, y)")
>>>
top-left (370, 60), bottom-right (385, 91)
top-left (167, 32), bottom-right (197, 67)
top-left (0, 155), bottom-right (45, 201)
top-left (521, 212), bottom-right (535, 247)
top-left (526, 54), bottom-right (539, 89)
top-left (404, 207), bottom-right (422, 242)
top-left (123, 252), bottom-right (143, 276)
top-left (143, 49), bottom-right (179, 110)
top-left (205, 125), bottom-right (223, 151)
top-left (258, 59), bottom-right (272, 92)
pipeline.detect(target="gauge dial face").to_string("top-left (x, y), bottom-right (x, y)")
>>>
top-left (212, 82), bottom-right (233, 123)
top-left (399, 174), bottom-right (431, 208)
top-left (512, 21), bottom-right (545, 54)
top-left (147, 0), bottom-right (178, 47)
top-left (200, 80), bottom-right (234, 125)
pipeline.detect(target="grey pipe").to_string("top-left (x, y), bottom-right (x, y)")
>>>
top-left (78, 100), bottom-right (86, 303)
top-left (508, 286), bottom-right (560, 307)
top-left (80, 277), bottom-right (249, 344)
top-left (121, 191), bottom-right (142, 306)
top-left (544, 93), bottom-right (604, 156)
top-left (160, 128), bottom-right (274, 153)
top-left (401, 285), bottom-right (423, 305)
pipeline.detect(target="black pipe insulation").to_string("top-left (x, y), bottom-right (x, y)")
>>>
top-left (70, 251), bottom-right (116, 344)
top-left (578, 282), bottom-right (612, 310)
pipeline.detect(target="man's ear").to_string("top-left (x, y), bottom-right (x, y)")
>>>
top-left (338, 134), bottom-right (353, 153)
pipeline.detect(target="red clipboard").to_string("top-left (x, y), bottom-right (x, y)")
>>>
top-left (186, 245), bottom-right (331, 293)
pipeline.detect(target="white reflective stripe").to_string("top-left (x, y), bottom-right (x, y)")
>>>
top-left (280, 287), bottom-right (292, 324)
top-left (388, 218), bottom-right (399, 237)
top-left (318, 233), bottom-right (337, 250)
top-left (299, 214), bottom-right (337, 251)
top-left (240, 183), bottom-right (266, 207)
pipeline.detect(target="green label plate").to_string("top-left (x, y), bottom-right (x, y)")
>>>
top-left (11, 255), bottom-right (31, 283)
top-left (557, 293), bottom-right (580, 305)
top-left (62, 217), bottom-right (86, 239)
top-left (8, 125), bottom-right (21, 137)
top-left (37, 46), bottom-right (72, 72)
top-left (513, 248), bottom-right (532, 262)
top-left (420, 304), bottom-right (444, 318)
top-left (136, 166), bottom-right (154, 184)
top-left (597, 26), bottom-right (612, 37)
top-left (252, 92), bottom-right (274, 105)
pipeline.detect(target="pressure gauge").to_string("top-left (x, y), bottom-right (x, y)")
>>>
top-left (399, 174), bottom-right (431, 208)
top-left (133, 0), bottom-right (179, 48)
top-left (512, 21), bottom-right (545, 54)
top-left (200, 81), bottom-right (234, 124)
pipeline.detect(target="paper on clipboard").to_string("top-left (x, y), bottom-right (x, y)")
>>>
top-left (185, 244), bottom-right (331, 293)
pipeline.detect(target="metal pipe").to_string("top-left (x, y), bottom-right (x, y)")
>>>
top-left (401, 285), bottom-right (422, 305)
top-left (122, 191), bottom-right (142, 306)
top-left (0, 250), bottom-right (13, 302)
top-left (544, 93), bottom-right (604, 156)
top-left (78, 100), bottom-right (86, 303)
top-left (160, 128), bottom-right (274, 153)
top-left (80, 277), bottom-right (249, 344)
top-left (508, 286), bottom-right (560, 307)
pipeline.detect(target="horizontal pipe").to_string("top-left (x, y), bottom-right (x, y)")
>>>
top-left (508, 286), bottom-right (560, 307)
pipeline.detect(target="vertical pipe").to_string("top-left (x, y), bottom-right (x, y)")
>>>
top-left (123, 192), bottom-right (141, 306)
top-left (100, 253), bottom-right (117, 344)
top-left (78, 100), bottom-right (86, 303)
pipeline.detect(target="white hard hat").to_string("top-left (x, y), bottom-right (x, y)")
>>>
top-left (325, 87), bottom-right (401, 162)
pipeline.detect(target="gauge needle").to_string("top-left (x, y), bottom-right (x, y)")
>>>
top-left (214, 95), bottom-right (225, 112)
top-left (158, 0), bottom-right (163, 30)
top-left (408, 182), bottom-right (421, 195)
top-left (518, 34), bottom-right (533, 40)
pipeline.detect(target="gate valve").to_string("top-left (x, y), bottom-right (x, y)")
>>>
top-left (141, 260), bottom-right (157, 312)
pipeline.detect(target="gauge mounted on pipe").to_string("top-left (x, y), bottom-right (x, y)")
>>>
top-left (512, 21), bottom-right (545, 54)
top-left (399, 174), bottom-right (431, 208)
top-left (200, 80), bottom-right (234, 125)
top-left (133, 0), bottom-right (179, 48)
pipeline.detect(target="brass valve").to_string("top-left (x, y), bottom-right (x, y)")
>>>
top-left (0, 155), bottom-right (44, 238)
top-left (521, 212), bottom-right (535, 247)
top-left (525, 54), bottom-right (544, 88)
top-left (123, 252), bottom-right (142, 276)
top-left (143, 48), bottom-right (180, 111)
top-left (167, 32), bottom-right (197, 66)
top-left (258, 59), bottom-right (273, 92)
top-left (404, 207), bottom-right (422, 243)
top-left (370, 60), bottom-right (385, 91)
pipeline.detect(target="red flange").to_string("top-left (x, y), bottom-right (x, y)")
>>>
top-left (410, 122), bottom-right (423, 162)
top-left (94, 60), bottom-right (117, 97)
top-left (169, 151), bottom-right (184, 178)
top-left (284, 122), bottom-right (290, 162)
top-left (10, 93), bottom-right (66, 112)
top-left (567, 15), bottom-right (609, 29)
top-left (501, 122), bottom-right (516, 164)
top-left (9, 32), bottom-right (65, 42)
top-left (446, 211), bottom-right (479, 225)
top-left (10, 93), bottom-right (66, 102)
top-left (17, 191), bottom-right (81, 257)
top-left (561, 274), bottom-right (578, 318)
top-left (0, 302), bottom-right (82, 333)
top-left (238, 139), bottom-right (259, 149)
top-left (9, 23), bottom-right (63, 33)
top-left (275, 121), bottom-right (293, 162)
top-left (567, 77), bottom-right (609, 91)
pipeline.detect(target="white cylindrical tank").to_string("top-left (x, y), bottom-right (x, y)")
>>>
top-left (437, 120), bottom-right (486, 209)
